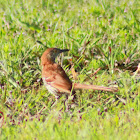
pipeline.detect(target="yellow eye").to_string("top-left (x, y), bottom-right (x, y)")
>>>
top-left (54, 49), bottom-right (58, 53)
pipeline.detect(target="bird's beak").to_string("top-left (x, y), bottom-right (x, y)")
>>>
top-left (60, 49), bottom-right (69, 53)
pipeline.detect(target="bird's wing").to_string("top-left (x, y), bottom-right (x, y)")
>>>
top-left (42, 64), bottom-right (72, 94)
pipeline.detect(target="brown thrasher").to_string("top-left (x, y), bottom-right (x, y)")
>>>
top-left (41, 48), bottom-right (118, 100)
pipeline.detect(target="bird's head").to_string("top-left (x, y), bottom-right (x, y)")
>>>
top-left (41, 48), bottom-right (69, 64)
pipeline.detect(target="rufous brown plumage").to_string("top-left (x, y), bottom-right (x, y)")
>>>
top-left (41, 48), bottom-right (118, 99)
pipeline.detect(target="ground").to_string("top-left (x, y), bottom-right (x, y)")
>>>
top-left (0, 0), bottom-right (140, 139)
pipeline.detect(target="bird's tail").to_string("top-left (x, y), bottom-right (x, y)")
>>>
top-left (73, 83), bottom-right (118, 92)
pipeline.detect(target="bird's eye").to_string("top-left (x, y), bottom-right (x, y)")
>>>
top-left (54, 49), bottom-right (58, 53)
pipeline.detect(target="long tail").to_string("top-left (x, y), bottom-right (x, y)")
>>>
top-left (73, 83), bottom-right (118, 92)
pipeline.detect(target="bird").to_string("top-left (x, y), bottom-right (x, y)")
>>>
top-left (41, 48), bottom-right (118, 102)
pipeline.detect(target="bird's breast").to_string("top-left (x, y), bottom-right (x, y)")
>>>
top-left (42, 77), bottom-right (59, 96)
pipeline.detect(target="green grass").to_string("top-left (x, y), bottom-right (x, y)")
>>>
top-left (0, 0), bottom-right (140, 139)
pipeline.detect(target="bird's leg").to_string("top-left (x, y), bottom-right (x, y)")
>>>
top-left (72, 93), bottom-right (77, 103)
top-left (71, 91), bottom-right (78, 107)
top-left (65, 94), bottom-right (78, 111)
top-left (64, 95), bottom-right (71, 111)
top-left (51, 95), bottom-right (60, 108)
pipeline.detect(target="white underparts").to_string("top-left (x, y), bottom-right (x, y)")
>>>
top-left (42, 77), bottom-right (59, 97)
